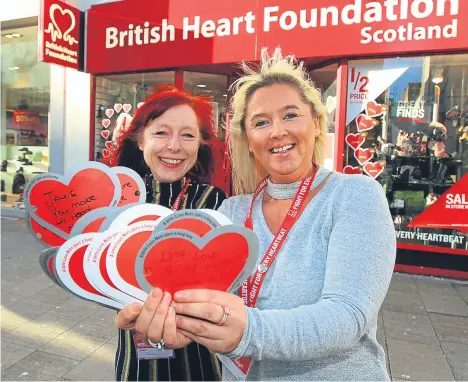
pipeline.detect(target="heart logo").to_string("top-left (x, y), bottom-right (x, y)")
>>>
top-left (23, 163), bottom-right (121, 238)
top-left (363, 162), bottom-right (384, 179)
top-left (354, 148), bottom-right (373, 166)
top-left (356, 114), bottom-right (378, 132)
top-left (114, 103), bottom-right (123, 113)
top-left (343, 165), bottom-right (362, 175)
top-left (137, 102), bottom-right (144, 109)
top-left (102, 119), bottom-right (111, 129)
top-left (105, 109), bottom-right (114, 118)
top-left (123, 104), bottom-right (132, 113)
top-left (135, 226), bottom-right (259, 295)
top-left (101, 130), bottom-right (110, 140)
top-left (345, 133), bottom-right (365, 150)
top-left (46, 4), bottom-right (78, 46)
top-left (366, 101), bottom-right (388, 117)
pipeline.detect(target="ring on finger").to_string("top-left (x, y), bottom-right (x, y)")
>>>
top-left (217, 306), bottom-right (231, 326)
top-left (147, 338), bottom-right (165, 349)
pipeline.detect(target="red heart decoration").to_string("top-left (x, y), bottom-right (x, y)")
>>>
top-left (354, 148), bottom-right (373, 165)
top-left (137, 102), bottom-right (144, 109)
top-left (139, 232), bottom-right (250, 295)
top-left (345, 133), bottom-right (365, 150)
top-left (105, 141), bottom-right (114, 150)
top-left (343, 165), bottom-right (362, 175)
top-left (117, 173), bottom-right (143, 206)
top-left (102, 149), bottom-right (110, 158)
top-left (366, 101), bottom-right (387, 117)
top-left (114, 103), bottom-right (123, 113)
top-left (363, 162), bottom-right (384, 179)
top-left (102, 119), bottom-right (111, 129)
top-left (356, 114), bottom-right (378, 132)
top-left (28, 216), bottom-right (66, 247)
top-left (101, 130), bottom-right (110, 139)
top-left (123, 104), bottom-right (132, 113)
top-left (26, 168), bottom-right (118, 237)
top-left (105, 109), bottom-right (114, 118)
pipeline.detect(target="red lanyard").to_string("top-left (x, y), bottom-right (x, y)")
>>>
top-left (171, 178), bottom-right (191, 211)
top-left (241, 168), bottom-right (318, 308)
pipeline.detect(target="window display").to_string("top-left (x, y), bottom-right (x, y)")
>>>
top-left (344, 54), bottom-right (468, 250)
top-left (1, 24), bottom-right (51, 208)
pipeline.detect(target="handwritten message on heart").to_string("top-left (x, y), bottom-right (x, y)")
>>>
top-left (24, 164), bottom-right (120, 238)
top-left (345, 133), bottom-right (365, 150)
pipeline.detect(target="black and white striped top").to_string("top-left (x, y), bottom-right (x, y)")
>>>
top-left (115, 175), bottom-right (227, 381)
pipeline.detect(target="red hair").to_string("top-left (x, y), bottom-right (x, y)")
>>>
top-left (103, 85), bottom-right (216, 183)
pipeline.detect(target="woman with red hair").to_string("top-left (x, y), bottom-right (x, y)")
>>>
top-left (110, 85), bottom-right (226, 381)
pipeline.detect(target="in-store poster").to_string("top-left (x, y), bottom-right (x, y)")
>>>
top-left (346, 61), bottom-right (409, 125)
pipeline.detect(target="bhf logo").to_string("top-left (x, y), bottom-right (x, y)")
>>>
top-left (44, 3), bottom-right (78, 46)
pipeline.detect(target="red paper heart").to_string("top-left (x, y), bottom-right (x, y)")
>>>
top-left (356, 114), bottom-right (378, 132)
top-left (27, 168), bottom-right (117, 236)
top-left (345, 133), bottom-right (365, 150)
top-left (123, 104), bottom-right (132, 113)
top-left (140, 232), bottom-right (249, 295)
top-left (105, 141), bottom-right (114, 150)
top-left (117, 173), bottom-right (142, 206)
top-left (69, 245), bottom-right (105, 297)
top-left (103, 149), bottom-right (110, 158)
top-left (105, 109), bottom-right (114, 118)
top-left (366, 101), bottom-right (387, 117)
top-left (81, 217), bottom-right (107, 233)
top-left (114, 103), bottom-right (123, 113)
top-left (28, 216), bottom-right (66, 247)
top-left (101, 130), bottom-right (110, 139)
top-left (363, 162), bottom-right (384, 179)
top-left (343, 165), bottom-right (362, 175)
top-left (354, 148), bottom-right (373, 165)
top-left (102, 119), bottom-right (111, 129)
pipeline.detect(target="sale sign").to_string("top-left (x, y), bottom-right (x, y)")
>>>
top-left (39, 0), bottom-right (83, 70)
top-left (13, 111), bottom-right (41, 126)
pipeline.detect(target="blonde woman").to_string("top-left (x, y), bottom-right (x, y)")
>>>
top-left (116, 48), bottom-right (396, 381)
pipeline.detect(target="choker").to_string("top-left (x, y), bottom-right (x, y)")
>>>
top-left (266, 177), bottom-right (304, 200)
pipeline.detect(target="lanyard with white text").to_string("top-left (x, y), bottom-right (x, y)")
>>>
top-left (241, 167), bottom-right (318, 308)
top-left (171, 178), bottom-right (191, 211)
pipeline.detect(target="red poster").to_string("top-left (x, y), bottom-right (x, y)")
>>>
top-left (39, 0), bottom-right (83, 70)
top-left (86, 0), bottom-right (468, 74)
top-left (13, 111), bottom-right (40, 126)
top-left (408, 173), bottom-right (468, 234)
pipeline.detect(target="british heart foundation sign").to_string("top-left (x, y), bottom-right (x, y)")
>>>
top-left (39, 0), bottom-right (83, 70)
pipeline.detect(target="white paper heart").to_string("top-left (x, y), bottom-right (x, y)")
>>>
top-left (102, 119), bottom-right (111, 129)
top-left (123, 104), bottom-right (132, 113)
top-left (114, 103), bottom-right (123, 113)
top-left (137, 102), bottom-right (144, 109)
top-left (105, 109), bottom-right (114, 118)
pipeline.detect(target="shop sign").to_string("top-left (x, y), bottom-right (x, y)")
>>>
top-left (86, 0), bottom-right (468, 74)
top-left (39, 0), bottom-right (83, 71)
top-left (396, 101), bottom-right (426, 123)
top-left (13, 111), bottom-right (41, 126)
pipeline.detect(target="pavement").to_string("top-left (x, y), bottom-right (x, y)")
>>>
top-left (1, 216), bottom-right (468, 381)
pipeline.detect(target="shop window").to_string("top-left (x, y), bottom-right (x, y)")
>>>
top-left (343, 55), bottom-right (468, 250)
top-left (183, 72), bottom-right (228, 140)
top-left (309, 63), bottom-right (338, 170)
top-left (93, 72), bottom-right (174, 161)
top-left (1, 23), bottom-right (51, 209)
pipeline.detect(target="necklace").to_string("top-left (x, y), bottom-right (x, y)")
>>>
top-left (266, 178), bottom-right (304, 199)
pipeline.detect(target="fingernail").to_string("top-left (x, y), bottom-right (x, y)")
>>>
top-left (169, 306), bottom-right (175, 316)
top-left (174, 291), bottom-right (185, 300)
top-left (151, 288), bottom-right (161, 298)
top-left (131, 302), bottom-right (142, 312)
top-left (163, 292), bottom-right (171, 304)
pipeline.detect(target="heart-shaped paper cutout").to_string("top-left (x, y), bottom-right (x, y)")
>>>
top-left (343, 165), bottom-right (362, 175)
top-left (137, 102), bottom-right (144, 109)
top-left (83, 230), bottom-right (141, 304)
top-left (114, 103), bottom-right (123, 113)
top-left (356, 114), bottom-right (378, 132)
top-left (23, 162), bottom-right (121, 239)
top-left (365, 101), bottom-right (387, 117)
top-left (26, 213), bottom-right (66, 247)
top-left (102, 119), bottom-right (111, 129)
top-left (54, 233), bottom-right (124, 310)
top-left (345, 133), bottom-right (365, 150)
top-left (102, 204), bottom-right (172, 231)
top-left (71, 207), bottom-right (116, 236)
top-left (103, 149), bottom-right (110, 158)
top-left (114, 166), bottom-right (146, 207)
top-left (123, 104), bottom-right (132, 113)
top-left (105, 109), bottom-right (114, 118)
top-left (101, 130), bottom-right (110, 139)
top-left (363, 162), bottom-right (384, 179)
top-left (354, 148), bottom-right (373, 166)
top-left (107, 221), bottom-right (156, 301)
top-left (105, 141), bottom-right (114, 150)
top-left (135, 226), bottom-right (259, 295)
top-left (39, 247), bottom-right (59, 284)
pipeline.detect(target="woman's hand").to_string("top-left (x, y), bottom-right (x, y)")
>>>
top-left (172, 289), bottom-right (247, 353)
top-left (114, 288), bottom-right (192, 350)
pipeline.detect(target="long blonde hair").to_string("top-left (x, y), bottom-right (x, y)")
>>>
top-left (227, 47), bottom-right (328, 195)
